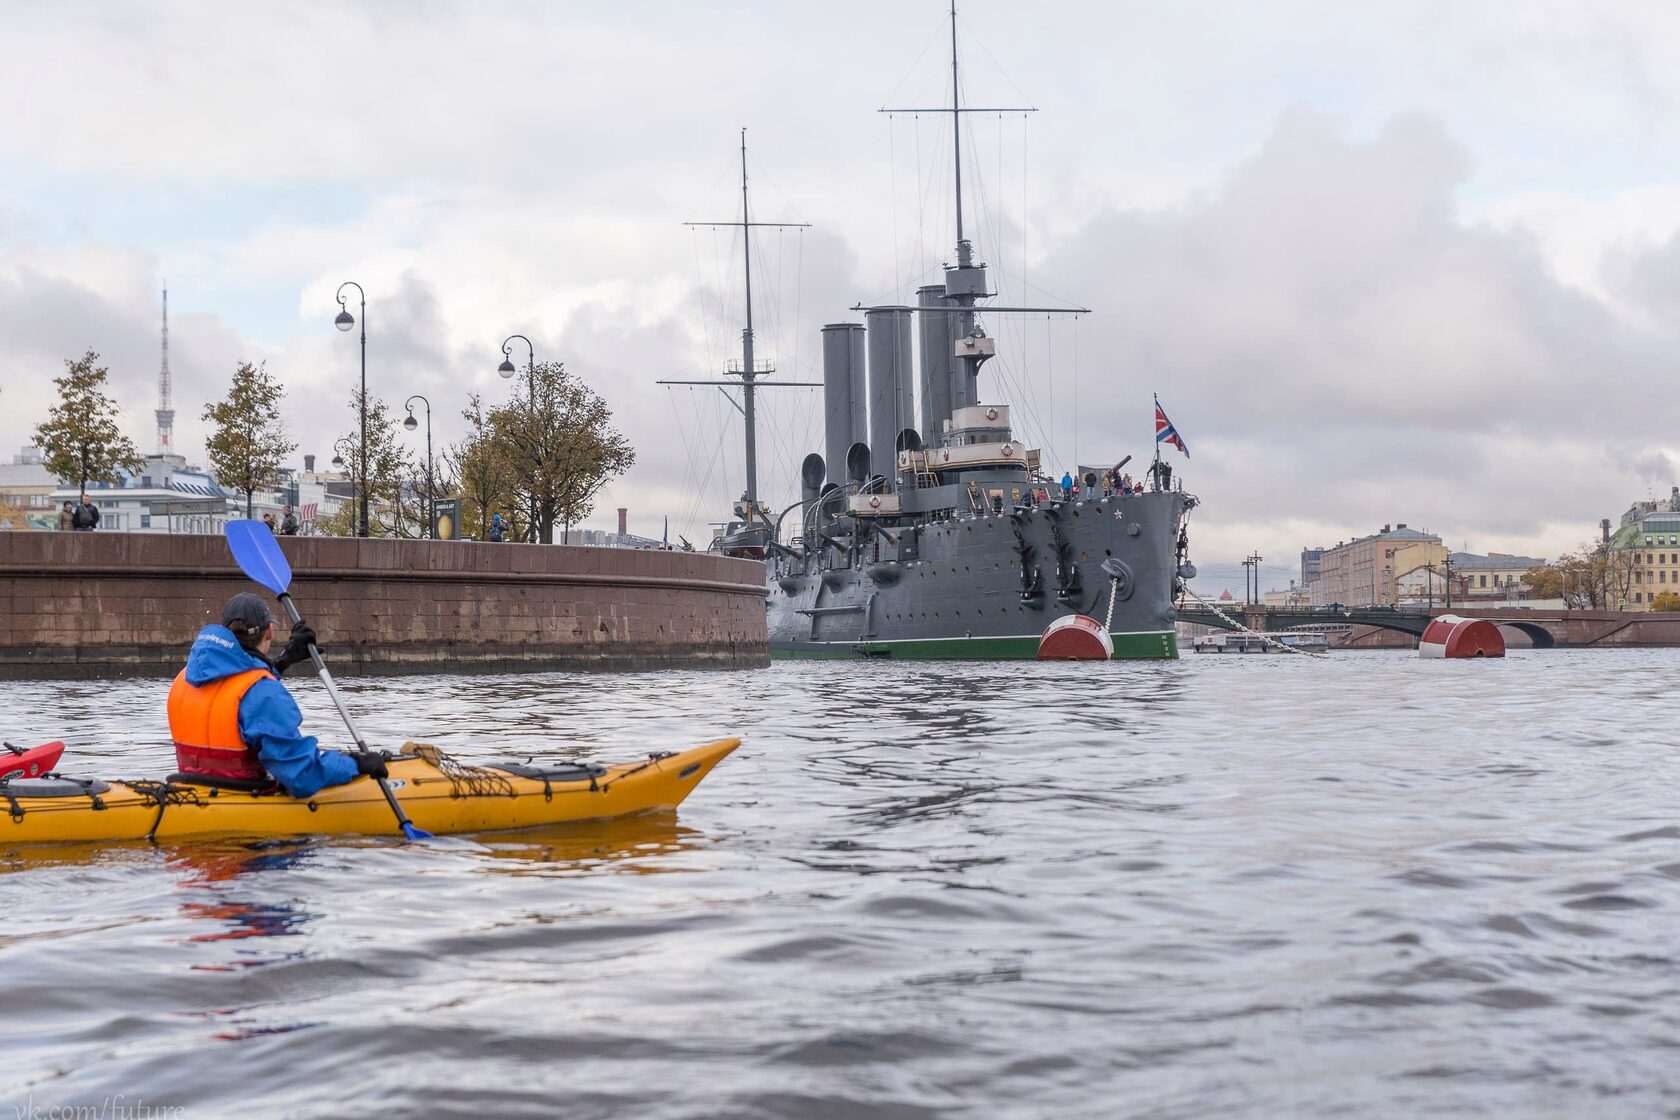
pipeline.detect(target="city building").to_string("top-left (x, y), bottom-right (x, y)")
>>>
top-left (1609, 486), bottom-right (1680, 610)
top-left (1262, 581), bottom-right (1311, 608)
top-left (574, 509), bottom-right (666, 550)
top-left (1396, 551), bottom-right (1546, 605)
top-left (49, 454), bottom-right (232, 534)
top-left (0, 446), bottom-right (60, 529)
top-left (1308, 524), bottom-right (1446, 606)
top-left (1300, 547), bottom-right (1324, 594)
top-left (1448, 551), bottom-right (1546, 600)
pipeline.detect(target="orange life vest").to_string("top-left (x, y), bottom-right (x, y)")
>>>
top-left (167, 668), bottom-right (273, 781)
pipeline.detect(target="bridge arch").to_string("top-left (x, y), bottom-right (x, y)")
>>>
top-left (1494, 621), bottom-right (1555, 649)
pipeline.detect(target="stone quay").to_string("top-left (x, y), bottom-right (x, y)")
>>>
top-left (0, 532), bottom-right (768, 679)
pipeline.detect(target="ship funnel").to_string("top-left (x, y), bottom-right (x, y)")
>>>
top-left (916, 284), bottom-right (954, 447)
top-left (895, 428), bottom-right (922, 454)
top-left (845, 441), bottom-right (871, 486)
top-left (800, 452), bottom-right (825, 510)
top-left (821, 323), bottom-right (867, 487)
top-left (866, 308), bottom-right (915, 489)
top-left (818, 481), bottom-right (844, 522)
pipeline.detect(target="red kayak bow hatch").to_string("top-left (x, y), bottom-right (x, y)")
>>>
top-left (1, 742), bottom-right (66, 781)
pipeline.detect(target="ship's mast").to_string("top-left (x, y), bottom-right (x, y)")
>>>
top-left (737, 130), bottom-right (760, 503)
top-left (945, 0), bottom-right (981, 374)
top-left (950, 0), bottom-right (966, 255)
top-left (664, 132), bottom-right (816, 519)
top-left (870, 5), bottom-right (1058, 404)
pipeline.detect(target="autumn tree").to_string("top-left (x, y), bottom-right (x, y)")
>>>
top-left (0, 498), bottom-right (39, 531)
top-left (1531, 543), bottom-right (1637, 609)
top-left (492, 361), bottom-right (634, 544)
top-left (443, 392), bottom-right (521, 540)
top-left (1650, 591), bottom-right (1680, 612)
top-left (34, 349), bottom-right (142, 495)
top-left (202, 361), bottom-right (296, 518)
top-left (319, 390), bottom-right (413, 537)
top-left (1521, 564), bottom-right (1561, 601)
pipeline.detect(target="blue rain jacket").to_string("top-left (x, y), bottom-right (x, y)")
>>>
top-left (182, 625), bottom-right (361, 798)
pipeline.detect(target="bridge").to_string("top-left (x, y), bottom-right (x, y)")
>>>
top-left (1176, 603), bottom-right (1670, 649)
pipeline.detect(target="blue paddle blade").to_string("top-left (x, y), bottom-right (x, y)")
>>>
top-left (225, 520), bottom-right (292, 595)
top-left (402, 822), bottom-right (434, 842)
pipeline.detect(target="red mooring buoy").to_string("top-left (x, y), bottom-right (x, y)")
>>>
top-left (1419, 615), bottom-right (1505, 659)
top-left (1037, 614), bottom-right (1114, 660)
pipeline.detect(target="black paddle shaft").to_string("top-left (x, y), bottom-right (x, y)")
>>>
top-left (275, 592), bottom-right (425, 838)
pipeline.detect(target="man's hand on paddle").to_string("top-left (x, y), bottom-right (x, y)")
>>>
top-left (273, 619), bottom-right (321, 676)
top-left (353, 751), bottom-right (391, 780)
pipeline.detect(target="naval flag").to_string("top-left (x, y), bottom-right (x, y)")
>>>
top-left (1154, 395), bottom-right (1189, 457)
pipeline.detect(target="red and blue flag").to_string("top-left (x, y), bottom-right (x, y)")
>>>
top-left (1154, 395), bottom-right (1188, 457)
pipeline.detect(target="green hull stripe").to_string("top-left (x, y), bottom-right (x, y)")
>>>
top-left (771, 630), bottom-right (1179, 661)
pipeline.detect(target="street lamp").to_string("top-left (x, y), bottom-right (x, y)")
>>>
top-left (499, 334), bottom-right (537, 543)
top-left (331, 437), bottom-right (354, 533)
top-left (403, 395), bottom-right (433, 539)
top-left (334, 281), bottom-right (368, 538)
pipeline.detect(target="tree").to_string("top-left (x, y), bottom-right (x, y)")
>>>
top-left (1650, 591), bottom-right (1680, 612)
top-left (318, 390), bottom-right (413, 537)
top-left (33, 349), bottom-right (142, 496)
top-left (0, 498), bottom-right (39, 531)
top-left (202, 361), bottom-right (297, 518)
top-left (493, 362), bottom-right (634, 543)
top-left (1531, 543), bottom-right (1637, 609)
top-left (1522, 564), bottom-right (1561, 601)
top-left (443, 393), bottom-right (521, 540)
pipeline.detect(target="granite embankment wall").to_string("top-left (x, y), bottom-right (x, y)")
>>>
top-left (0, 532), bottom-right (768, 679)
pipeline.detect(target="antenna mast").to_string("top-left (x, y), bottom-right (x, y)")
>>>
top-left (871, 3), bottom-right (1047, 400)
top-left (950, 0), bottom-right (965, 253)
top-left (738, 129), bottom-right (760, 503)
top-left (156, 284), bottom-right (174, 455)
top-left (669, 130), bottom-right (814, 512)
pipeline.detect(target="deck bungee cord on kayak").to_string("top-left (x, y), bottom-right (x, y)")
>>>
top-left (0, 522), bottom-right (739, 845)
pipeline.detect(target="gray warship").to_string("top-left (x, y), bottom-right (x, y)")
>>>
top-left (683, 6), bottom-right (1198, 659)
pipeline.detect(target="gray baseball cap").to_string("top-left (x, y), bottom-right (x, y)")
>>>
top-left (221, 593), bottom-right (274, 644)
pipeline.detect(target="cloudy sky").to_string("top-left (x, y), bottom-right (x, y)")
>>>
top-left (4, 1), bottom-right (1680, 592)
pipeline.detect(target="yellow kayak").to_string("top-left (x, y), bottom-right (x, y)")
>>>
top-left (0, 738), bottom-right (738, 844)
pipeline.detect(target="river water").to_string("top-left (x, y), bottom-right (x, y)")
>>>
top-left (1, 649), bottom-right (1678, 1118)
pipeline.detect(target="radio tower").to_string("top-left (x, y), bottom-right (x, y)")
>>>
top-left (155, 284), bottom-right (174, 455)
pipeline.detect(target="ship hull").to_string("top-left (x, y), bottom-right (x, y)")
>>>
top-left (770, 630), bottom-right (1178, 659)
top-left (766, 490), bottom-right (1187, 661)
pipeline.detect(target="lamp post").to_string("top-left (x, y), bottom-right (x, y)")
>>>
top-left (403, 395), bottom-right (434, 539)
top-left (330, 437), bottom-right (355, 534)
top-left (498, 334), bottom-right (537, 543)
top-left (334, 281), bottom-right (368, 538)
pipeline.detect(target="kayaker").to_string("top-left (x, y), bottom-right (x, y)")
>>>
top-left (167, 593), bottom-right (387, 797)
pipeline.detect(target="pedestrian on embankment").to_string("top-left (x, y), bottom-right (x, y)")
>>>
top-left (72, 495), bottom-right (99, 531)
top-left (57, 501), bottom-right (74, 531)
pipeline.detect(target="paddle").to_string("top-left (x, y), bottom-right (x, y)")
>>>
top-left (225, 521), bottom-right (431, 841)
